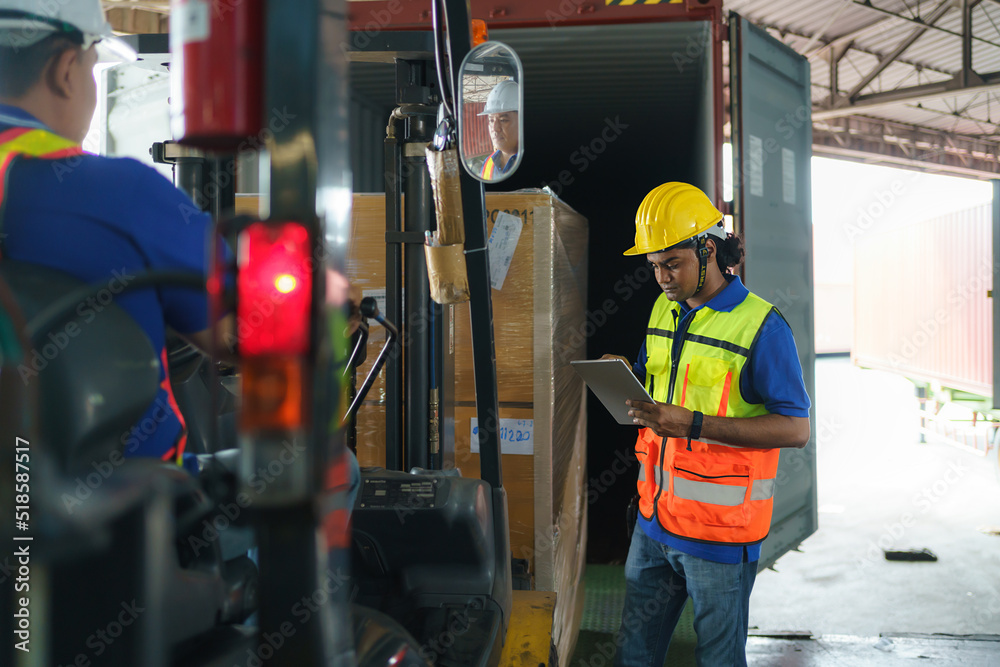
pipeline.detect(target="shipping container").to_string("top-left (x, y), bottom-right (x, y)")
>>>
top-left (346, 0), bottom-right (818, 572)
top-left (854, 203), bottom-right (993, 397)
top-left (854, 202), bottom-right (998, 454)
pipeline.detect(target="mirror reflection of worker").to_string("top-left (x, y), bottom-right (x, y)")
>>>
top-left (605, 183), bottom-right (811, 667)
top-left (478, 79), bottom-right (518, 179)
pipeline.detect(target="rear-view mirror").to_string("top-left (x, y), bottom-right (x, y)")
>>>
top-left (457, 41), bottom-right (524, 183)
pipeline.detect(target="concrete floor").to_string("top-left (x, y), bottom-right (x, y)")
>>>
top-left (747, 634), bottom-right (1000, 665)
top-left (748, 357), bottom-right (1000, 662)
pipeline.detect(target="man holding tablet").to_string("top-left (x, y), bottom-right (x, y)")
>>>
top-left (607, 182), bottom-right (810, 667)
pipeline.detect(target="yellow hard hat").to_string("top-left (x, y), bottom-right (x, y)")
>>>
top-left (624, 182), bottom-right (724, 256)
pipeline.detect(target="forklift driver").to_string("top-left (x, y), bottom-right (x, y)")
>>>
top-left (478, 79), bottom-right (518, 180)
top-left (0, 0), bottom-right (221, 462)
top-left (0, 0), bottom-right (361, 510)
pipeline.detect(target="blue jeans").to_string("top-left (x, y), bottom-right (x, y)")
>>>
top-left (614, 527), bottom-right (757, 667)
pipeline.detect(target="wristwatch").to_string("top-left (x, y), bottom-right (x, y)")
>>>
top-left (689, 411), bottom-right (704, 441)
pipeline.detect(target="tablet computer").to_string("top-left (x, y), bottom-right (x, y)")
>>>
top-left (571, 358), bottom-right (655, 426)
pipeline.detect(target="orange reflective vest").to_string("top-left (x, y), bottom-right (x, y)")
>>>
top-left (634, 290), bottom-right (781, 545)
top-left (0, 125), bottom-right (83, 258)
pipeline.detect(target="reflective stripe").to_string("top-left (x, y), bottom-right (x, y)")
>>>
top-left (637, 465), bottom-right (645, 482)
top-left (480, 155), bottom-right (495, 179)
top-left (647, 327), bottom-right (673, 339)
top-left (718, 371), bottom-right (732, 417)
top-left (0, 126), bottom-right (83, 257)
top-left (686, 334), bottom-right (750, 357)
top-left (667, 474), bottom-right (776, 506)
top-left (699, 437), bottom-right (742, 449)
top-left (671, 474), bottom-right (746, 506)
top-left (750, 478), bottom-right (775, 501)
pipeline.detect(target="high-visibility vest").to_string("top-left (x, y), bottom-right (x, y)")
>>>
top-left (634, 290), bottom-right (781, 545)
top-left (0, 125), bottom-right (83, 257)
top-left (480, 151), bottom-right (500, 179)
top-left (0, 123), bottom-right (187, 462)
top-left (480, 150), bottom-right (516, 179)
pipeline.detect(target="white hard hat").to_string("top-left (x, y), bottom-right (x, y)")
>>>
top-left (0, 0), bottom-right (136, 60)
top-left (477, 79), bottom-right (519, 116)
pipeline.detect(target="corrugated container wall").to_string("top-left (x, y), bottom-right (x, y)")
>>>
top-left (853, 204), bottom-right (993, 397)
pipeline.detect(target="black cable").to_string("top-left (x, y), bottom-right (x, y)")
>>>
top-left (432, 0), bottom-right (455, 118)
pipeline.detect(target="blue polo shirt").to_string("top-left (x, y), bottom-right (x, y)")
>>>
top-left (1, 105), bottom-right (212, 461)
top-left (632, 274), bottom-right (810, 563)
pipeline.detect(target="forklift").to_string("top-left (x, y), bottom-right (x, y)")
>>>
top-left (0, 1), bottom-right (554, 665)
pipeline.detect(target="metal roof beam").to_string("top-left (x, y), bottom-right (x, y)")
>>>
top-left (809, 15), bottom-right (898, 60)
top-left (801, 1), bottom-right (854, 55)
top-left (814, 68), bottom-right (1000, 119)
top-left (772, 22), bottom-right (952, 78)
top-left (813, 115), bottom-right (1000, 178)
top-left (830, 0), bottom-right (1000, 51)
top-left (842, 0), bottom-right (954, 101)
top-left (808, 0), bottom-right (988, 60)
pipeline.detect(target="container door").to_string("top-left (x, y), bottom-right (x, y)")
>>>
top-left (730, 13), bottom-right (817, 570)
top-left (993, 181), bottom-right (1000, 411)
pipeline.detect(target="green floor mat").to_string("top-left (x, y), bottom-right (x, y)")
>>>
top-left (571, 564), bottom-right (697, 667)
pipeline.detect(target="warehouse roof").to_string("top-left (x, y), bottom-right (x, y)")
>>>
top-left (103, 0), bottom-right (1000, 177)
top-left (728, 0), bottom-right (1000, 177)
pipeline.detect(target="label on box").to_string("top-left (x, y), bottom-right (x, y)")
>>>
top-left (487, 211), bottom-right (523, 290)
top-left (470, 418), bottom-right (534, 456)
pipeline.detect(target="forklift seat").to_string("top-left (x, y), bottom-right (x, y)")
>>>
top-left (0, 261), bottom-right (159, 473)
